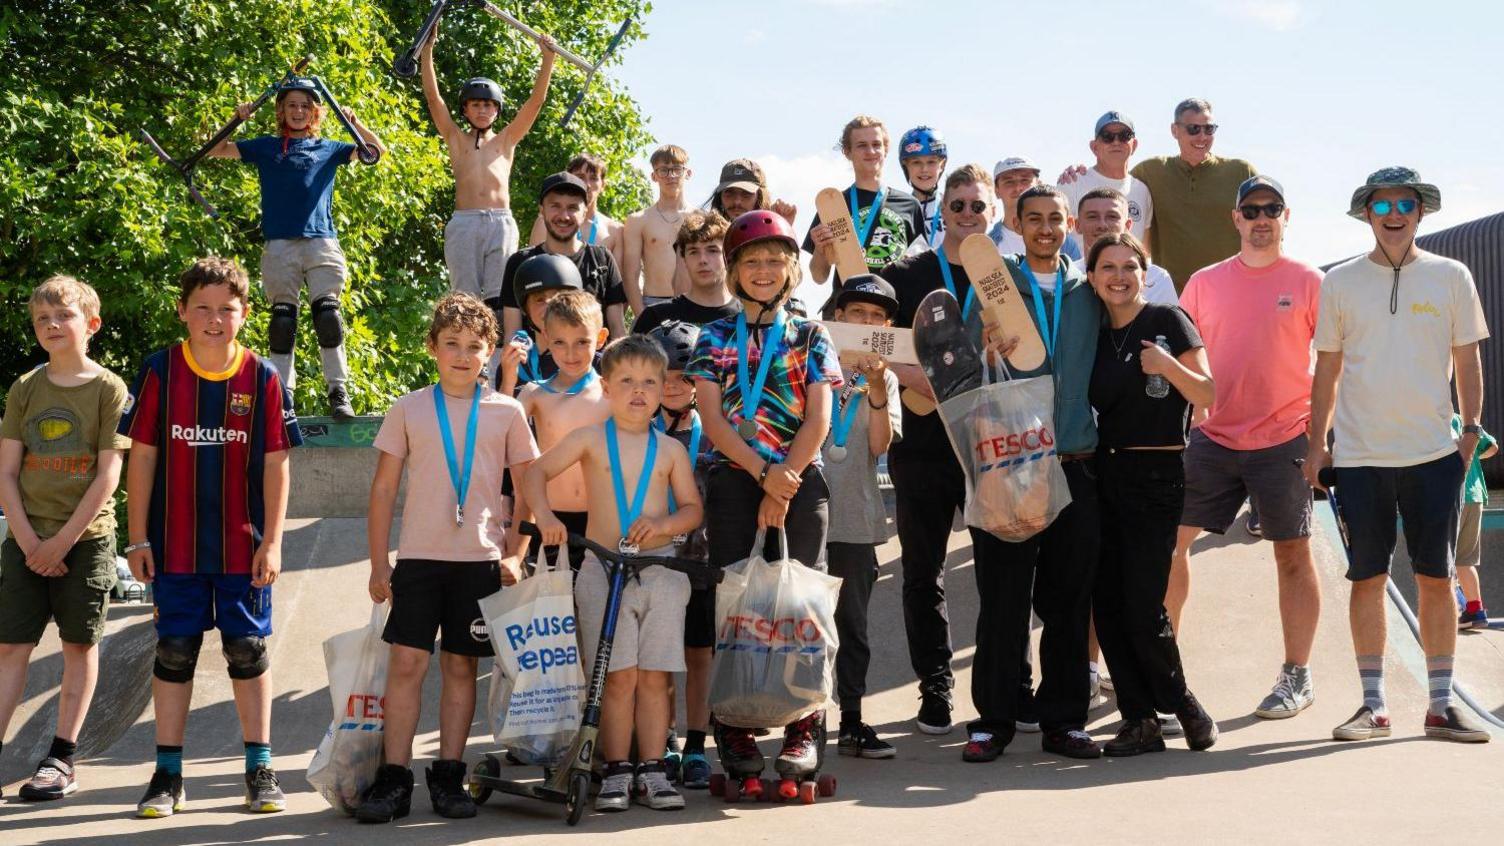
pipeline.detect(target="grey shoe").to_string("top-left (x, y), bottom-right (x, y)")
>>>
top-left (19, 757), bottom-right (77, 801)
top-left (595, 762), bottom-right (633, 812)
top-left (1332, 705), bottom-right (1391, 741)
top-left (1424, 705), bottom-right (1492, 743)
top-left (633, 761), bottom-right (685, 810)
top-left (1254, 664), bottom-right (1313, 719)
top-left (136, 769), bottom-right (185, 818)
top-left (245, 765), bottom-right (287, 813)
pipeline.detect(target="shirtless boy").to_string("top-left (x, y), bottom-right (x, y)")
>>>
top-left (622, 145), bottom-right (694, 316)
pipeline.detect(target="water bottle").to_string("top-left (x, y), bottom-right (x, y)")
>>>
top-left (1145, 335), bottom-right (1171, 399)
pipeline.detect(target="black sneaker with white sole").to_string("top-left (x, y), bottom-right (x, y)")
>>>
top-left (838, 722), bottom-right (896, 759)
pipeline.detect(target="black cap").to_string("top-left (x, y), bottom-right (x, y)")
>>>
top-left (834, 274), bottom-right (899, 317)
top-left (538, 171), bottom-right (589, 202)
top-left (1237, 175), bottom-right (1285, 205)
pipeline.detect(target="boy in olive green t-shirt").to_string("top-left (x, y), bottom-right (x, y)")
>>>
top-left (0, 275), bottom-right (129, 801)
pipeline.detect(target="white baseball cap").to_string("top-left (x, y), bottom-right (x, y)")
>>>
top-left (993, 156), bottom-right (1041, 178)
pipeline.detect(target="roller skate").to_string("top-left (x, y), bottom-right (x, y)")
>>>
top-left (708, 719), bottom-right (765, 803)
top-left (773, 710), bottom-right (837, 804)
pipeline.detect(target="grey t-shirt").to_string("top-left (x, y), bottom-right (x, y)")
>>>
top-left (822, 368), bottom-right (902, 545)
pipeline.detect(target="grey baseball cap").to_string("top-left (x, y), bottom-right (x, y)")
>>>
top-left (1094, 111), bottom-right (1135, 135)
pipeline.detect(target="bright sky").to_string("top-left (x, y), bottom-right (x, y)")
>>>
top-left (610, 0), bottom-right (1501, 304)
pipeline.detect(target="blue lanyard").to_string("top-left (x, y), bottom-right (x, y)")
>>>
top-left (849, 186), bottom-right (887, 252)
top-left (587, 215), bottom-right (598, 245)
top-left (735, 310), bottom-right (787, 435)
top-left (1017, 261), bottom-right (1066, 358)
top-left (928, 200), bottom-right (942, 243)
top-left (432, 384), bottom-right (482, 525)
top-left (512, 330), bottom-right (539, 384)
top-left (539, 368), bottom-right (597, 395)
top-left (830, 374), bottom-right (866, 448)
top-left (653, 411), bottom-right (702, 512)
top-left (605, 418), bottom-right (657, 535)
top-left (936, 245), bottom-right (975, 322)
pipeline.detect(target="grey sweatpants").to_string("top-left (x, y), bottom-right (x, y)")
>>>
top-left (444, 208), bottom-right (518, 301)
top-left (261, 237), bottom-right (349, 391)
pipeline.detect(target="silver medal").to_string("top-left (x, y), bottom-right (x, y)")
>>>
top-left (618, 538), bottom-right (639, 556)
top-left (737, 419), bottom-right (758, 439)
top-left (827, 444), bottom-right (848, 462)
top-left (455, 505), bottom-right (464, 527)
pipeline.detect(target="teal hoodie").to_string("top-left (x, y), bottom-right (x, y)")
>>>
top-left (1002, 253), bottom-right (1101, 454)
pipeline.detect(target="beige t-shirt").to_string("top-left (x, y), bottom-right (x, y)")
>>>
top-left (1315, 252), bottom-right (1489, 467)
top-left (0, 366), bottom-right (130, 539)
top-left (373, 385), bottom-right (539, 561)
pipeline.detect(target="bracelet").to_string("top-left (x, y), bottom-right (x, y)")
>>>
top-left (757, 461), bottom-right (772, 487)
top-left (122, 540), bottom-right (151, 555)
top-left (867, 396), bottom-right (888, 410)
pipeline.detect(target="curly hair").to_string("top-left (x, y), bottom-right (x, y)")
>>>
top-left (427, 292), bottom-right (500, 346)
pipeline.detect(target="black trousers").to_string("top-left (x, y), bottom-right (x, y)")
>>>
top-left (1093, 449), bottom-right (1192, 720)
top-left (967, 459), bottom-right (1098, 740)
top-left (706, 463), bottom-right (830, 569)
top-left (888, 450), bottom-right (963, 692)
top-left (826, 542), bottom-right (877, 713)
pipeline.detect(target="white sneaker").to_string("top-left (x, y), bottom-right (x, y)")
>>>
top-left (595, 763), bottom-right (633, 812)
top-left (634, 762), bottom-right (685, 811)
top-left (1157, 713), bottom-right (1183, 737)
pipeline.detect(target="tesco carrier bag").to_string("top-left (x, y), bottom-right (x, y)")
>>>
top-left (708, 529), bottom-right (842, 728)
top-left (307, 604), bottom-right (390, 814)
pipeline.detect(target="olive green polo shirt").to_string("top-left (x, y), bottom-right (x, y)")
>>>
top-left (1131, 154), bottom-right (1257, 291)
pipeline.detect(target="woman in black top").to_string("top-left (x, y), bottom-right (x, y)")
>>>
top-left (1085, 233), bottom-right (1219, 756)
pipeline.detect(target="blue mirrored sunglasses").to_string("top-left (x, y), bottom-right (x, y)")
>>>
top-left (1370, 198), bottom-right (1418, 216)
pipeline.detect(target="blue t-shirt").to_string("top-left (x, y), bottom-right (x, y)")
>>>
top-left (236, 136), bottom-right (356, 241)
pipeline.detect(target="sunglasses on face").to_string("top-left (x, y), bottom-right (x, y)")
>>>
top-left (948, 199), bottom-right (989, 214)
top-left (1370, 198), bottom-right (1418, 216)
top-left (1178, 123), bottom-right (1218, 136)
top-left (1097, 130), bottom-right (1135, 143)
top-left (1238, 202), bottom-right (1285, 220)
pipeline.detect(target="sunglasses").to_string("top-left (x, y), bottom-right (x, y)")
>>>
top-left (1370, 198), bottom-right (1418, 216)
top-left (1238, 202), bottom-right (1285, 220)
top-left (1178, 123), bottom-right (1219, 136)
top-left (1097, 130), bottom-right (1135, 143)
top-left (948, 199), bottom-right (989, 214)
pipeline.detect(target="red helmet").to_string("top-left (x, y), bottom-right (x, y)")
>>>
top-left (724, 210), bottom-right (798, 258)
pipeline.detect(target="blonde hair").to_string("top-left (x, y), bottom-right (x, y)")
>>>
top-left (727, 241), bottom-right (801, 296)
top-left (600, 334), bottom-right (667, 378)
top-left (428, 292), bottom-right (500, 346)
top-left (943, 163), bottom-right (996, 200)
top-left (30, 274), bottom-right (101, 320)
top-left (542, 289), bottom-right (604, 333)
top-left (838, 115), bottom-right (888, 155)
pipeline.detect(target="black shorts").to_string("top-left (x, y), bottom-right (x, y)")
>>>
top-left (383, 559), bottom-right (501, 657)
top-left (1335, 454), bottom-right (1465, 581)
top-left (684, 585), bottom-right (716, 649)
top-left (520, 511), bottom-right (588, 573)
top-left (1181, 430), bottom-right (1312, 540)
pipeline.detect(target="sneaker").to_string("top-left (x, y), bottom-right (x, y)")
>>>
top-left (777, 712), bottom-right (821, 770)
top-left (663, 730), bottom-right (683, 783)
top-left (355, 764), bottom-right (414, 823)
top-left (1104, 718), bottom-right (1165, 757)
top-left (1015, 686), bottom-right (1041, 733)
top-left (1246, 508), bottom-right (1263, 537)
top-left (680, 752), bottom-right (711, 789)
top-left (1459, 607), bottom-right (1490, 630)
top-left (1331, 706), bottom-right (1392, 742)
top-left (596, 761), bottom-right (634, 812)
top-left (962, 732), bottom-right (1003, 763)
top-left (327, 385), bottom-right (355, 421)
top-left (1042, 729), bottom-right (1102, 759)
top-left (136, 768), bottom-right (186, 818)
top-left (19, 757), bottom-right (78, 800)
top-left (838, 722), bottom-right (896, 759)
top-left (425, 759), bottom-right (476, 819)
top-left (916, 688), bottom-right (953, 735)
top-left (1254, 664), bottom-right (1313, 719)
top-left (634, 760), bottom-right (685, 810)
top-left (1157, 713), bottom-right (1184, 737)
top-left (1424, 706), bottom-right (1493, 743)
top-left (244, 765), bottom-right (286, 813)
top-left (1177, 693), bottom-right (1219, 751)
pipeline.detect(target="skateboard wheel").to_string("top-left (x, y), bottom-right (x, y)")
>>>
top-left (799, 781), bottom-right (817, 805)
top-left (817, 773), bottom-right (837, 797)
top-left (708, 773), bottom-right (725, 796)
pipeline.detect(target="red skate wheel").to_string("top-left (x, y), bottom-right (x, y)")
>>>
top-left (708, 773), bottom-right (725, 796)
top-left (817, 773), bottom-right (837, 797)
top-left (778, 778), bottom-right (798, 800)
top-left (742, 776), bottom-right (764, 799)
top-left (799, 781), bottom-right (817, 805)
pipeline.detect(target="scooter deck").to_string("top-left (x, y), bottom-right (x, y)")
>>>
top-left (957, 233), bottom-right (1047, 372)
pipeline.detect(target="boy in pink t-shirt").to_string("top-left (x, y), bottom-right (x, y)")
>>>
top-left (359, 293), bottom-right (539, 823)
top-left (1170, 176), bottom-right (1325, 725)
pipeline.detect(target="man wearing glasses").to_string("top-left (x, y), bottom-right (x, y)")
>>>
top-left (1306, 168), bottom-right (1491, 744)
top-left (1059, 112), bottom-right (1154, 258)
top-left (622, 144), bottom-right (694, 316)
top-left (1173, 176), bottom-right (1325, 722)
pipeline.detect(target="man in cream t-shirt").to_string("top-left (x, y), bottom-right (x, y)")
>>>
top-left (1059, 111), bottom-right (1154, 257)
top-left (1306, 167), bottom-right (1491, 745)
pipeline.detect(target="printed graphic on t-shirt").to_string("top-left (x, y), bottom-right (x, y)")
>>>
top-left (860, 205), bottom-right (915, 270)
top-left (22, 408), bottom-right (93, 478)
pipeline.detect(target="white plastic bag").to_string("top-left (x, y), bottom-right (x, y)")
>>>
top-left (938, 362), bottom-right (1072, 542)
top-left (307, 604), bottom-right (390, 814)
top-left (480, 551), bottom-right (586, 766)
top-left (709, 530), bottom-right (843, 728)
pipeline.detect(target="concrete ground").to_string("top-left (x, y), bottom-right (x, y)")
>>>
top-left (4, 501), bottom-right (1503, 845)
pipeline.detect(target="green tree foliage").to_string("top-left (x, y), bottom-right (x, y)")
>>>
top-left (0, 0), bottom-right (652, 413)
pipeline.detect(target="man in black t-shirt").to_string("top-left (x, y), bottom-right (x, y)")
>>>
top-left (500, 172), bottom-right (628, 340)
top-left (633, 210), bottom-right (741, 335)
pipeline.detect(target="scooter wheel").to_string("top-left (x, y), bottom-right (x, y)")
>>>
top-left (565, 771), bottom-right (591, 826)
top-left (799, 780), bottom-right (817, 805)
top-left (468, 754), bottom-right (498, 804)
top-left (358, 146), bottom-right (382, 165)
top-left (708, 773), bottom-right (725, 796)
top-left (817, 773), bottom-right (837, 797)
top-left (392, 54), bottom-right (418, 79)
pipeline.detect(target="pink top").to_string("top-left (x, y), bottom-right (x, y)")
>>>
top-left (1179, 255), bottom-right (1323, 451)
top-left (373, 385), bottom-right (540, 561)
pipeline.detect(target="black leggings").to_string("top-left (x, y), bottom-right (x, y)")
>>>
top-left (705, 464), bottom-right (830, 568)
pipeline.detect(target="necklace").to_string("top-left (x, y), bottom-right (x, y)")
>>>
top-left (1108, 308), bottom-right (1143, 362)
top-left (653, 204), bottom-right (683, 226)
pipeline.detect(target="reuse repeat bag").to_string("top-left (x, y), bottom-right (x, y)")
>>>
top-left (308, 604), bottom-right (390, 814)
top-left (708, 529), bottom-right (842, 728)
top-left (480, 549), bottom-right (586, 766)
top-left (938, 362), bottom-right (1072, 542)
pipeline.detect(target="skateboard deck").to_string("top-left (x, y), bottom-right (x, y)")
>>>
top-left (814, 188), bottom-right (872, 282)
top-left (913, 289), bottom-right (983, 405)
top-left (900, 387), bottom-right (936, 415)
top-left (821, 322), bottom-right (917, 366)
top-left (957, 233), bottom-right (1047, 372)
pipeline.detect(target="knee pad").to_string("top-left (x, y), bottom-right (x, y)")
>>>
top-left (268, 302), bottom-right (299, 355)
top-left (153, 634), bottom-right (204, 683)
top-left (222, 635), bottom-right (270, 680)
top-left (311, 294), bottom-right (345, 349)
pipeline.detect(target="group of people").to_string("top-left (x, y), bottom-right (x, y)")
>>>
top-left (0, 21), bottom-right (1494, 826)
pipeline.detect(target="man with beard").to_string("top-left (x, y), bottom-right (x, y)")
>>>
top-left (706, 159), bottom-right (796, 225)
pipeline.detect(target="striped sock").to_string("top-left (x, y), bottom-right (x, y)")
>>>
top-left (245, 741), bottom-right (272, 772)
top-left (156, 745), bottom-right (184, 775)
top-left (1426, 655), bottom-right (1454, 717)
top-left (1357, 655), bottom-right (1386, 715)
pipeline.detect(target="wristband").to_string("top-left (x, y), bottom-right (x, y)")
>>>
top-left (867, 396), bottom-right (888, 410)
top-left (1463, 424), bottom-right (1483, 435)
top-left (123, 541), bottom-right (152, 556)
top-left (758, 461), bottom-right (772, 487)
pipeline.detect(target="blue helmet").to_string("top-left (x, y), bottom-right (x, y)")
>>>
top-left (899, 125), bottom-right (947, 161)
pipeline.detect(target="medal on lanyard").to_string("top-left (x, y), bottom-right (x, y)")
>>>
top-left (433, 384), bottom-right (481, 527)
top-left (734, 311), bottom-right (787, 440)
top-left (929, 200), bottom-right (942, 243)
top-left (849, 186), bottom-right (887, 255)
top-left (936, 245), bottom-right (976, 322)
top-left (539, 369), bottom-right (597, 395)
top-left (827, 374), bottom-right (866, 462)
top-left (512, 330), bottom-right (539, 384)
top-left (1017, 261), bottom-right (1066, 358)
top-left (606, 418), bottom-right (657, 555)
top-left (587, 214), bottom-right (599, 246)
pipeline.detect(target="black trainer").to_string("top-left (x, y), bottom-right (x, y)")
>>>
top-left (426, 759), bottom-right (477, 819)
top-left (355, 764), bottom-right (414, 824)
top-left (327, 385), bottom-right (355, 421)
top-left (916, 687), bottom-right (953, 735)
top-left (1178, 692), bottom-right (1219, 751)
top-left (837, 722), bottom-right (896, 759)
top-left (1104, 718), bottom-right (1165, 757)
top-left (1042, 729), bottom-right (1102, 759)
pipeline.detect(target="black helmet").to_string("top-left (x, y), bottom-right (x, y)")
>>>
top-left (458, 77), bottom-right (505, 111)
top-left (834, 274), bottom-right (900, 318)
top-left (512, 253), bottom-right (583, 309)
top-left (276, 76), bottom-right (319, 103)
top-left (647, 320), bottom-right (700, 372)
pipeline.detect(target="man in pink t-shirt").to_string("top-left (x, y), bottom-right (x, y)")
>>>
top-left (1171, 176), bottom-right (1325, 722)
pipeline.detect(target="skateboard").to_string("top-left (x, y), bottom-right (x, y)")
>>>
top-left (900, 389), bottom-right (937, 416)
top-left (957, 233), bottom-right (1047, 372)
top-left (814, 188), bottom-right (873, 283)
top-left (913, 289), bottom-right (983, 405)
top-left (822, 321), bottom-right (917, 366)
